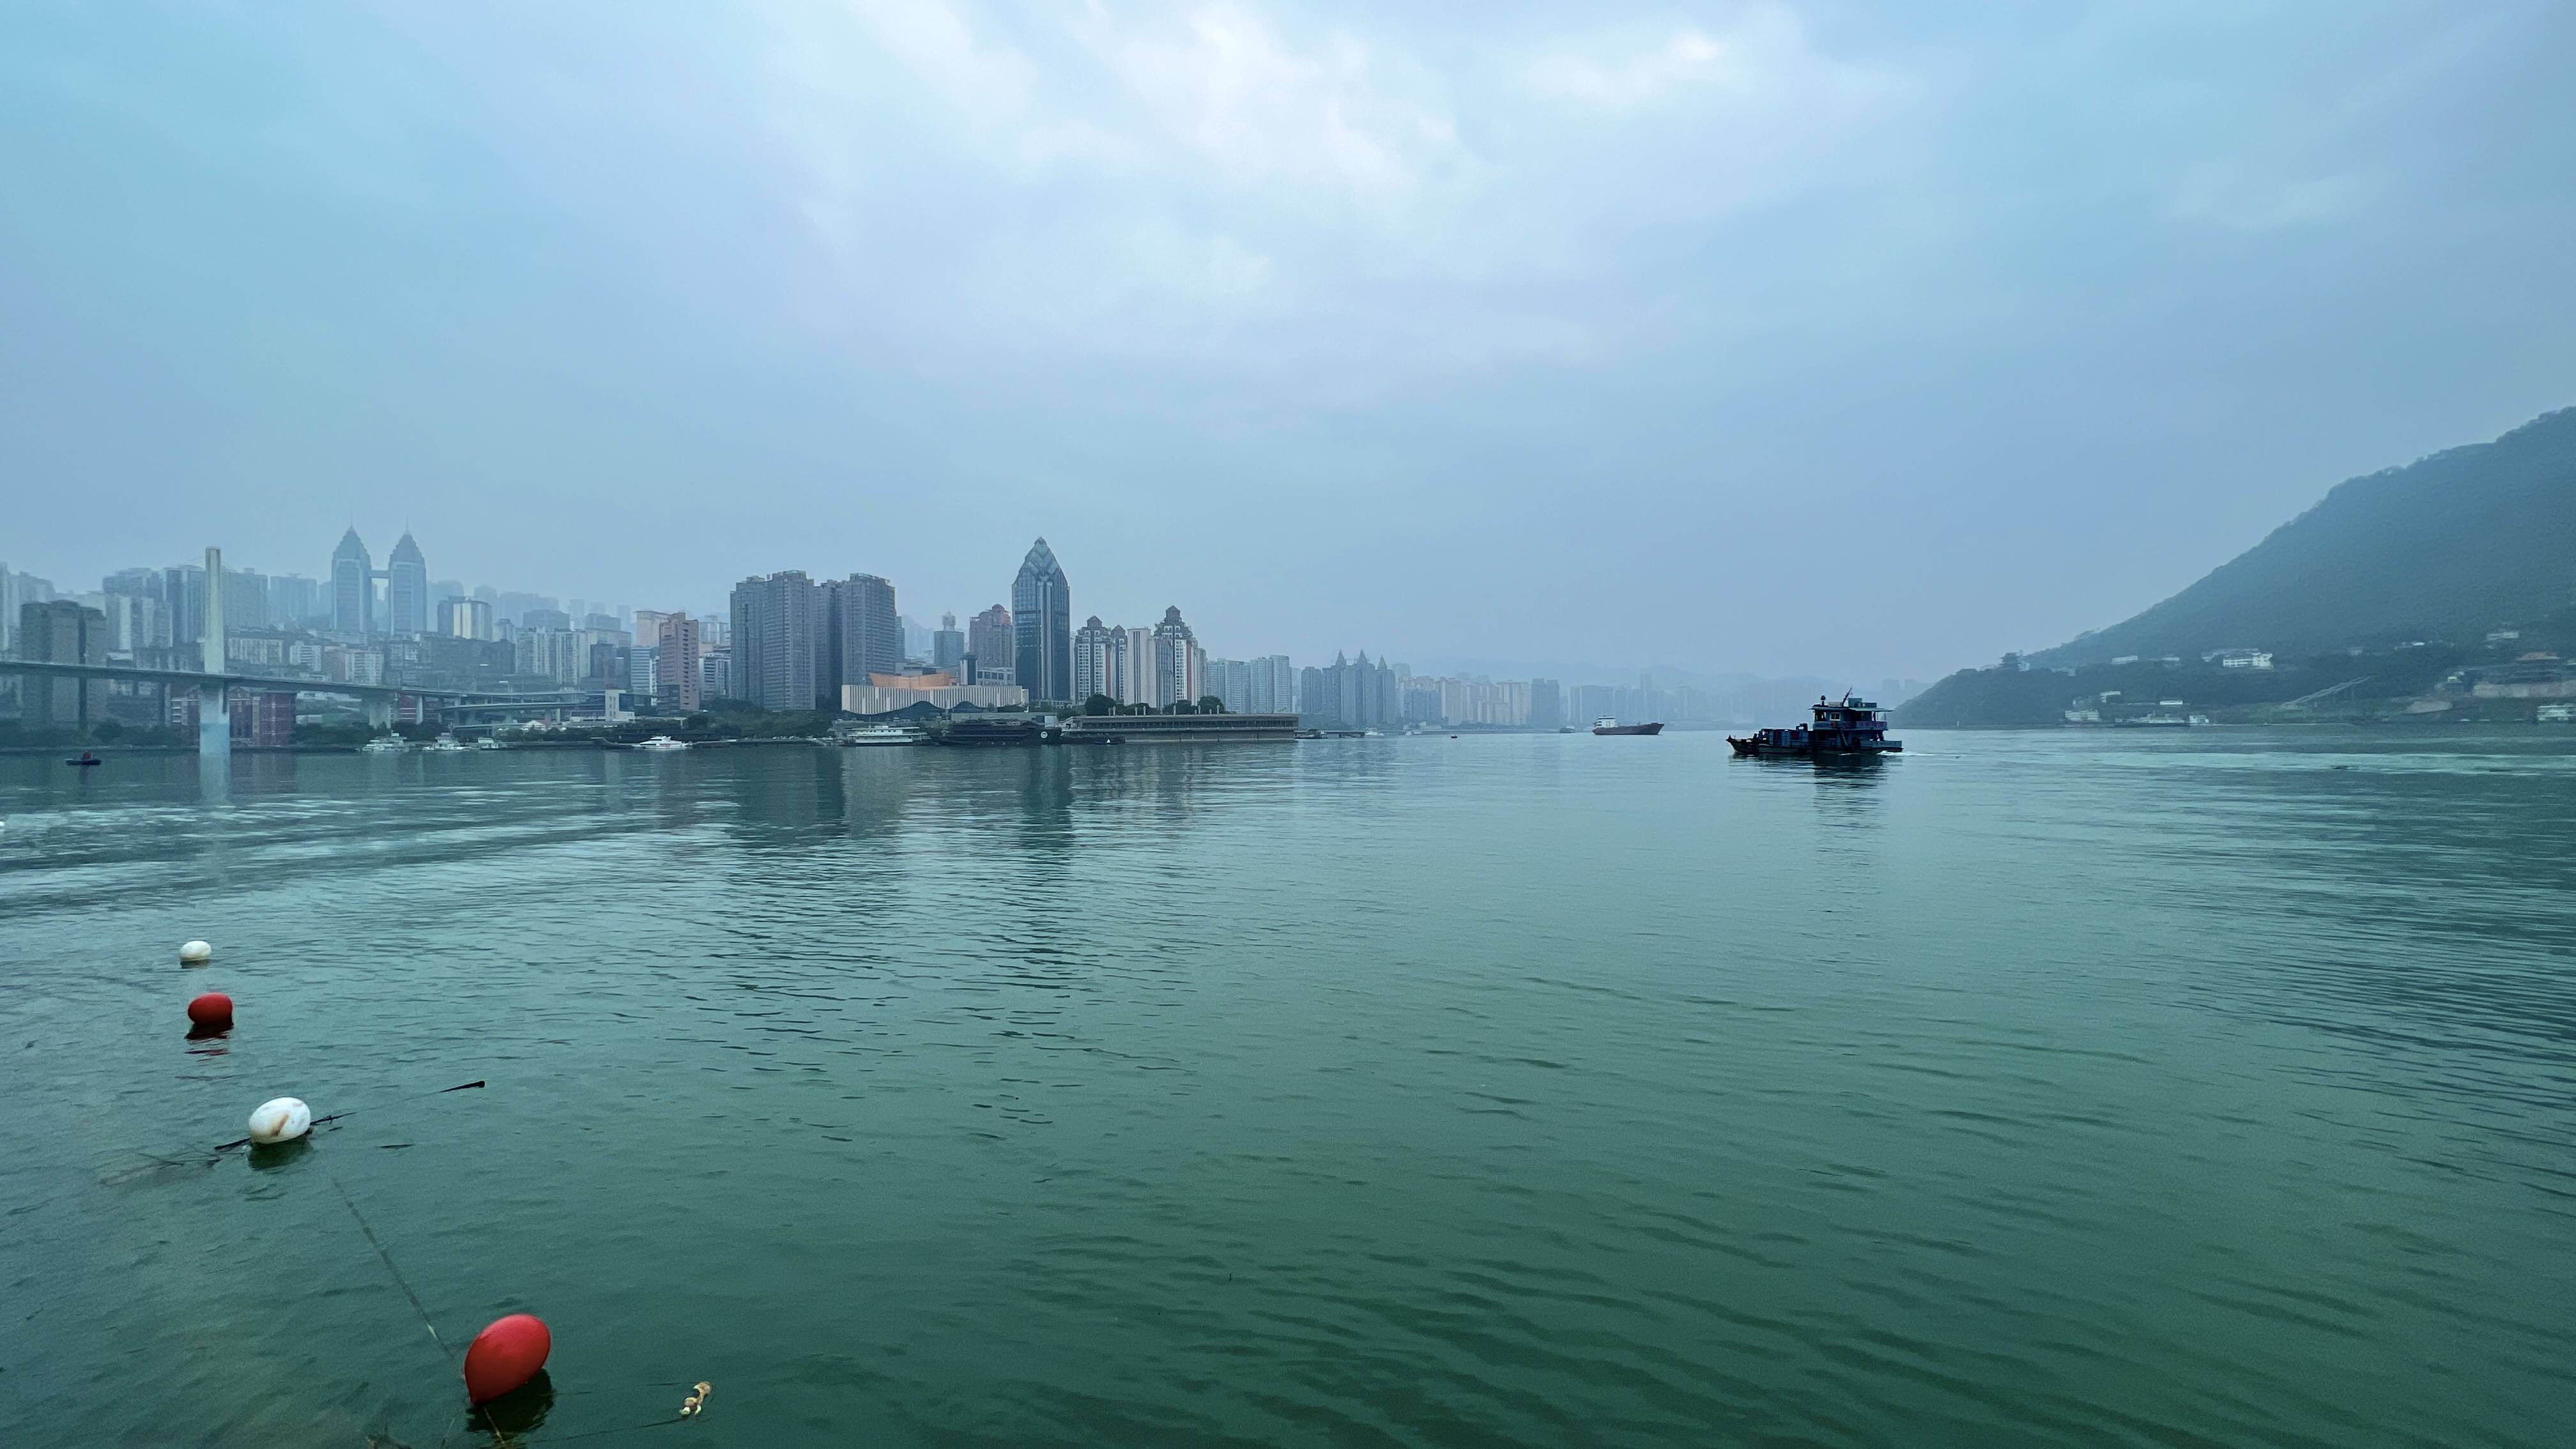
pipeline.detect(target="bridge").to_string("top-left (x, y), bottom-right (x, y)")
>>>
top-left (4, 546), bottom-right (590, 754)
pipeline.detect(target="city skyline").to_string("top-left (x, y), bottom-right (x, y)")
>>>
top-left (5, 522), bottom-right (1920, 698)
top-left (6, 516), bottom-right (1887, 735)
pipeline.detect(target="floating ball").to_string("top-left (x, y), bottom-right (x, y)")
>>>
top-left (186, 993), bottom-right (233, 1029)
top-left (247, 1096), bottom-right (311, 1144)
top-left (180, 940), bottom-right (213, 965)
top-left (463, 1314), bottom-right (552, 1404)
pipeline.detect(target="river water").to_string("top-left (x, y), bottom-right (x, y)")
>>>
top-left (1, 729), bottom-right (2570, 1446)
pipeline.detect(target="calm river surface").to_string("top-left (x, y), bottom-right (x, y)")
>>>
top-left (2, 729), bottom-right (2571, 1446)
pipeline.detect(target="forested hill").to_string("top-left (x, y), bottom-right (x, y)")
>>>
top-left (2032, 406), bottom-right (2576, 667)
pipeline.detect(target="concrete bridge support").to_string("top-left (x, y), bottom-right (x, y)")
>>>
top-left (197, 681), bottom-right (231, 759)
top-left (199, 546), bottom-right (230, 759)
top-left (365, 695), bottom-right (394, 731)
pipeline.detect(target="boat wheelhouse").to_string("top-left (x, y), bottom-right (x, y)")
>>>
top-left (1728, 694), bottom-right (1902, 758)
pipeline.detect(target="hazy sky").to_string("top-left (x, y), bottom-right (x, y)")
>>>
top-left (5, 2), bottom-right (2572, 682)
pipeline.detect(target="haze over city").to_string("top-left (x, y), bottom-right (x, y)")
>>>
top-left (6, 1), bottom-right (2573, 682)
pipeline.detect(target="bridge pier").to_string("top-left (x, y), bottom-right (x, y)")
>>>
top-left (198, 545), bottom-right (229, 760)
top-left (197, 681), bottom-right (230, 758)
top-left (365, 696), bottom-right (393, 732)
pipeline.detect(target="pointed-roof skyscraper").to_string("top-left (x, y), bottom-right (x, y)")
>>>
top-left (386, 531), bottom-right (429, 636)
top-left (331, 528), bottom-right (373, 636)
top-left (1011, 537), bottom-right (1072, 705)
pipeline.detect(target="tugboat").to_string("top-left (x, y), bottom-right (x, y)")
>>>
top-left (1728, 694), bottom-right (1902, 758)
top-left (1591, 716), bottom-right (1665, 736)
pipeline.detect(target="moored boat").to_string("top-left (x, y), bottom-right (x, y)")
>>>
top-left (838, 724), bottom-right (923, 746)
top-left (927, 717), bottom-right (1048, 747)
top-left (1729, 694), bottom-right (1901, 758)
top-left (635, 735), bottom-right (689, 751)
top-left (361, 734), bottom-right (408, 754)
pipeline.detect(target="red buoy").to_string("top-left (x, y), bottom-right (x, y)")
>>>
top-left (185, 993), bottom-right (233, 1029)
top-left (463, 1314), bottom-right (551, 1404)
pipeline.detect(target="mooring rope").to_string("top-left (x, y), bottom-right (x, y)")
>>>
top-left (329, 1172), bottom-right (453, 1362)
top-left (211, 1080), bottom-right (486, 1153)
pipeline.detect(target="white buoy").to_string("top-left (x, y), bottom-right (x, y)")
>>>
top-left (248, 1097), bottom-right (312, 1144)
top-left (180, 940), bottom-right (213, 965)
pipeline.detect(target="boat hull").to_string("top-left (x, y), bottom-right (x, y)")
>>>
top-left (1727, 737), bottom-right (1901, 758)
top-left (1591, 723), bottom-right (1664, 735)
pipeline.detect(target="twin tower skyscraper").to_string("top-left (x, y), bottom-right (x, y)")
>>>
top-left (329, 527), bottom-right (428, 637)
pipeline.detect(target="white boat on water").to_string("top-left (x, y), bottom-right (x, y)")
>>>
top-left (361, 735), bottom-right (409, 754)
top-left (636, 735), bottom-right (690, 751)
top-left (422, 733), bottom-right (468, 753)
top-left (839, 724), bottom-right (922, 746)
top-left (475, 738), bottom-right (504, 751)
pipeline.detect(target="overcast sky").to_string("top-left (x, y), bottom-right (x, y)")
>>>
top-left (5, 1), bottom-right (2572, 682)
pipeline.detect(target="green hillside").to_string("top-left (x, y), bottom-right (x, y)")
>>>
top-left (1900, 406), bottom-right (2576, 728)
top-left (2037, 406), bottom-right (2576, 666)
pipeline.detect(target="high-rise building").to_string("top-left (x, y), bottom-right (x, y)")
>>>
top-left (1010, 539), bottom-right (1072, 704)
top-left (103, 569), bottom-right (171, 648)
top-left (730, 571), bottom-right (821, 712)
top-left (1116, 626), bottom-right (1154, 707)
top-left (1151, 606), bottom-right (1200, 708)
top-left (19, 600), bottom-right (108, 729)
top-left (1529, 678), bottom-right (1564, 731)
top-left (97, 591), bottom-right (160, 654)
top-left (822, 574), bottom-right (900, 702)
top-left (265, 569), bottom-right (322, 626)
top-left (932, 613), bottom-right (965, 673)
top-left (1072, 616), bottom-right (1119, 702)
top-left (162, 564), bottom-right (204, 646)
top-left (222, 567), bottom-right (270, 632)
top-left (656, 614), bottom-right (702, 712)
top-left (1303, 651), bottom-right (1399, 730)
top-left (268, 574), bottom-right (324, 627)
top-left (439, 596), bottom-right (494, 641)
top-left (632, 610), bottom-right (670, 650)
top-left (698, 649), bottom-right (731, 703)
top-left (1248, 656), bottom-right (1294, 714)
top-left (967, 604), bottom-right (1013, 683)
top-left (331, 529), bottom-right (373, 636)
top-left (1205, 657), bottom-right (1260, 712)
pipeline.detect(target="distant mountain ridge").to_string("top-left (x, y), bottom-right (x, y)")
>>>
top-left (2034, 406), bottom-right (2576, 666)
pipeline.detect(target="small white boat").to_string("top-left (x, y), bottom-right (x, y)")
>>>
top-left (361, 734), bottom-right (409, 754)
top-left (422, 733), bottom-right (468, 753)
top-left (474, 738), bottom-right (504, 751)
top-left (635, 735), bottom-right (690, 751)
top-left (839, 724), bottom-right (922, 746)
